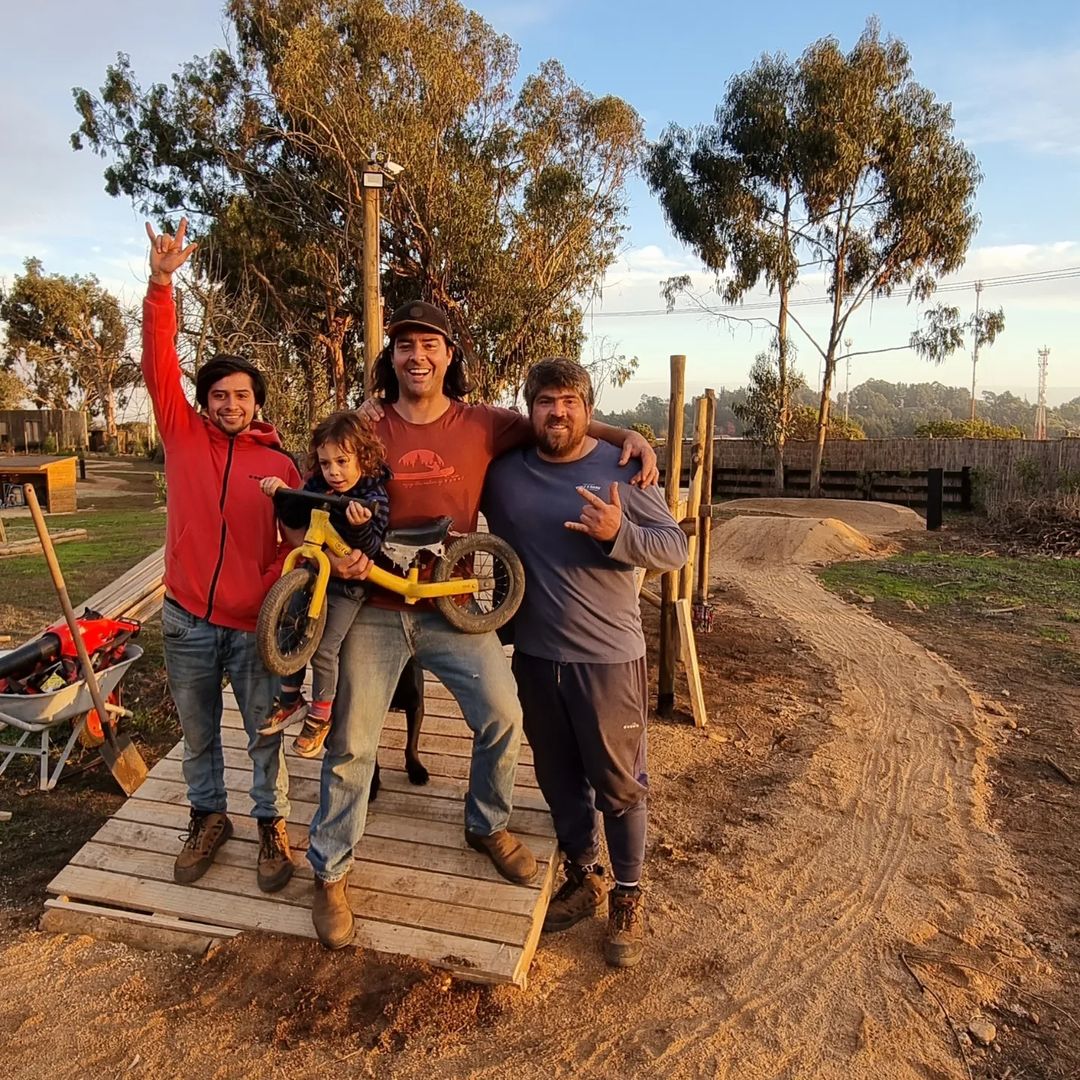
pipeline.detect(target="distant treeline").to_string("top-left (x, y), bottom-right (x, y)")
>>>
top-left (595, 381), bottom-right (1080, 440)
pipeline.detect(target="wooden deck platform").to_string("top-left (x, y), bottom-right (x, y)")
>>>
top-left (46, 672), bottom-right (559, 987)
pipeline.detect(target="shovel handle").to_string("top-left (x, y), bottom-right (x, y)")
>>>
top-left (23, 484), bottom-right (117, 747)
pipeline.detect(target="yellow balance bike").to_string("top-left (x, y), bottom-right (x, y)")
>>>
top-left (256, 488), bottom-right (525, 676)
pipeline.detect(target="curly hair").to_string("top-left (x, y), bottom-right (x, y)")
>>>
top-left (306, 410), bottom-right (386, 479)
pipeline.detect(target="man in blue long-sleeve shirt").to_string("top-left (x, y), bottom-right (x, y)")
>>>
top-left (483, 359), bottom-right (688, 968)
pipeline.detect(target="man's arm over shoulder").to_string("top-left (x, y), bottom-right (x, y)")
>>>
top-left (142, 282), bottom-right (198, 441)
top-left (607, 483), bottom-right (688, 572)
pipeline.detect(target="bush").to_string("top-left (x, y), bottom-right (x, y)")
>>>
top-left (914, 418), bottom-right (1023, 439)
top-left (788, 405), bottom-right (866, 441)
top-left (630, 422), bottom-right (656, 444)
top-left (41, 434), bottom-right (58, 454)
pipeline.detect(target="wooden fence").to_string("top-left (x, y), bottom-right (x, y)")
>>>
top-left (658, 437), bottom-right (1080, 509)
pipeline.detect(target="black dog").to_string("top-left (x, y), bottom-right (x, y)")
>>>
top-left (370, 657), bottom-right (429, 800)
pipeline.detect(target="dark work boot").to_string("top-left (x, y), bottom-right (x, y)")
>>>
top-left (312, 874), bottom-right (354, 950)
top-left (604, 885), bottom-right (645, 968)
top-left (543, 861), bottom-right (607, 932)
top-left (465, 829), bottom-right (538, 885)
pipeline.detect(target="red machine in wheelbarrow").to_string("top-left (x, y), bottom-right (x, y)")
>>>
top-left (0, 485), bottom-right (149, 793)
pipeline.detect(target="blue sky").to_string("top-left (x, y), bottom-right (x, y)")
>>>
top-left (2, 1), bottom-right (1078, 413)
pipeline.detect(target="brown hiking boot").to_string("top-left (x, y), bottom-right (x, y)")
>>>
top-left (256, 817), bottom-right (295, 893)
top-left (292, 716), bottom-right (331, 758)
top-left (312, 874), bottom-right (354, 950)
top-left (465, 829), bottom-right (538, 885)
top-left (604, 886), bottom-right (645, 968)
top-left (543, 861), bottom-right (607, 932)
top-left (174, 810), bottom-right (233, 884)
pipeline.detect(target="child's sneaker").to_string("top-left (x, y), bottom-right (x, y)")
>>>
top-left (293, 716), bottom-right (332, 758)
top-left (257, 695), bottom-right (308, 737)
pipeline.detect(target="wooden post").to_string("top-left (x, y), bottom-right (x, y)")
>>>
top-left (675, 599), bottom-right (708, 727)
top-left (680, 396), bottom-right (707, 601)
top-left (658, 355), bottom-right (686, 716)
top-left (696, 389), bottom-right (716, 603)
top-left (926, 468), bottom-right (944, 530)
top-left (362, 180), bottom-right (382, 393)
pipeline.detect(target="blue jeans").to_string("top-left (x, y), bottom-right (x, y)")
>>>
top-left (307, 605), bottom-right (523, 881)
top-left (162, 598), bottom-right (289, 820)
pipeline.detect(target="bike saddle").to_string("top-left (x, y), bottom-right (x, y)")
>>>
top-left (383, 516), bottom-right (454, 548)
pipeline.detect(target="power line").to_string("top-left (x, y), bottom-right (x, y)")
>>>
top-left (589, 264), bottom-right (1080, 319)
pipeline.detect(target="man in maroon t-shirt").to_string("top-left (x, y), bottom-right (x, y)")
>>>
top-left (306, 300), bottom-right (657, 950)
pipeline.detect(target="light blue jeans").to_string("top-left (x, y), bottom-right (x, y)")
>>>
top-left (307, 605), bottom-right (523, 881)
top-left (162, 598), bottom-right (290, 821)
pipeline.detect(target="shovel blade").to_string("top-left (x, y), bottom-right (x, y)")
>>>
top-left (98, 731), bottom-right (149, 795)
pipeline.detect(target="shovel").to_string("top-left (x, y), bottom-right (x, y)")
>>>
top-left (24, 484), bottom-right (149, 795)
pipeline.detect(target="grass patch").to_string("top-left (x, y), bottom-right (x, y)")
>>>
top-left (819, 551), bottom-right (1080, 613)
top-left (1037, 626), bottom-right (1070, 644)
top-left (0, 508), bottom-right (165, 640)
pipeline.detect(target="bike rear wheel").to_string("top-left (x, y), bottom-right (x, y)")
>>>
top-left (432, 533), bottom-right (525, 634)
top-left (257, 568), bottom-right (328, 676)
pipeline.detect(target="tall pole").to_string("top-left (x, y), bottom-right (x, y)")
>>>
top-left (1035, 347), bottom-right (1050, 440)
top-left (362, 163), bottom-right (384, 395)
top-left (843, 337), bottom-right (852, 423)
top-left (969, 280), bottom-right (983, 422)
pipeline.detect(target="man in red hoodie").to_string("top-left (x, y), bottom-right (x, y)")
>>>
top-left (143, 220), bottom-right (301, 892)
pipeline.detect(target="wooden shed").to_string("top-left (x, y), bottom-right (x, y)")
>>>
top-left (0, 456), bottom-right (79, 513)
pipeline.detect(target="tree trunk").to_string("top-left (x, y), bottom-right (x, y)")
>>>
top-left (774, 289), bottom-right (790, 494)
top-left (809, 354), bottom-right (834, 496)
top-left (104, 386), bottom-right (118, 441)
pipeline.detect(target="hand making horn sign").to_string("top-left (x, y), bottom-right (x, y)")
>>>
top-left (145, 217), bottom-right (198, 285)
top-left (565, 482), bottom-right (623, 542)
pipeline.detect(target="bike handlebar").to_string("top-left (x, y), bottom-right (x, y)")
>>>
top-left (272, 487), bottom-right (381, 518)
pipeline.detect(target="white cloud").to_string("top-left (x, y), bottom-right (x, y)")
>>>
top-left (953, 48), bottom-right (1080, 157)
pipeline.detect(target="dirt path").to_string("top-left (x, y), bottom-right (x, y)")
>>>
top-left (701, 554), bottom-right (1027, 1078)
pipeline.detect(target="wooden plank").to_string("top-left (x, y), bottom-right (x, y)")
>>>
top-left (111, 798), bottom-right (552, 892)
top-left (47, 865), bottom-right (521, 983)
top-left (511, 846), bottom-right (559, 989)
top-left (91, 818), bottom-right (541, 917)
top-left (213, 710), bottom-right (535, 766)
top-left (159, 743), bottom-right (553, 834)
top-left (69, 843), bottom-right (534, 947)
top-left (125, 772), bottom-right (552, 855)
top-left (40, 898), bottom-right (236, 955)
top-left (675, 598), bottom-right (708, 729)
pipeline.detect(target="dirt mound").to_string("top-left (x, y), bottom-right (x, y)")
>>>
top-left (724, 498), bottom-right (924, 536)
top-left (714, 514), bottom-right (877, 566)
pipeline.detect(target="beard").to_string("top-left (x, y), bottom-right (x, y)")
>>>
top-left (535, 417), bottom-right (587, 457)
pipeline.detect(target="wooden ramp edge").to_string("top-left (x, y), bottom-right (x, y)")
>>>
top-left (46, 673), bottom-right (559, 988)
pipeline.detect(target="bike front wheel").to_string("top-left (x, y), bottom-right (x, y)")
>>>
top-left (432, 533), bottom-right (525, 634)
top-left (257, 567), bottom-right (328, 676)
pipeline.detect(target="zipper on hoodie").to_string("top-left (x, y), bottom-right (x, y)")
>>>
top-left (205, 437), bottom-right (237, 622)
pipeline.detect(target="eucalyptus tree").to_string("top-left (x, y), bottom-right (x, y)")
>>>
top-left (72, 0), bottom-right (642, 407)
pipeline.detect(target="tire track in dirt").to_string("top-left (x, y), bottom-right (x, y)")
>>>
top-left (655, 557), bottom-right (1027, 1080)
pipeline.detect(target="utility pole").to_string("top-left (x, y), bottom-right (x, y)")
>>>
top-left (843, 337), bottom-right (853, 423)
top-left (1035, 346), bottom-right (1050, 440)
top-left (362, 156), bottom-right (384, 394)
top-left (969, 280), bottom-right (983, 422)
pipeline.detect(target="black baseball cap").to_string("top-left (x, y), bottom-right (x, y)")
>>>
top-left (386, 301), bottom-right (454, 342)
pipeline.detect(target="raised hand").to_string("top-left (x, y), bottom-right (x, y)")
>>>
top-left (565, 482), bottom-right (623, 542)
top-left (145, 218), bottom-right (198, 285)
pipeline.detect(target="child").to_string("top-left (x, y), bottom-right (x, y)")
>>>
top-left (258, 411), bottom-right (391, 757)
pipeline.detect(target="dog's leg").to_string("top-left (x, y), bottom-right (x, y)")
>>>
top-left (403, 660), bottom-right (429, 786)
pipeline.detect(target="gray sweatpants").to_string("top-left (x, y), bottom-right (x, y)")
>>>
top-left (511, 651), bottom-right (648, 883)
top-left (310, 589), bottom-right (367, 705)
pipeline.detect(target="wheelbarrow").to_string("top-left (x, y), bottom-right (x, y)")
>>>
top-left (0, 644), bottom-right (143, 790)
